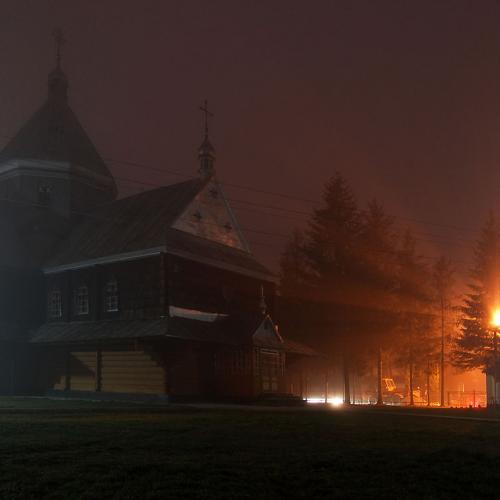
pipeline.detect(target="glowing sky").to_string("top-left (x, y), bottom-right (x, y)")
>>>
top-left (2, 0), bottom-right (500, 272)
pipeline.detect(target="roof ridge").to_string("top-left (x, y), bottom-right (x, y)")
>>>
top-left (115, 177), bottom-right (202, 204)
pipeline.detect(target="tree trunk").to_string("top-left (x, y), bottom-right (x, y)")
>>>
top-left (376, 346), bottom-right (383, 405)
top-left (343, 352), bottom-right (351, 405)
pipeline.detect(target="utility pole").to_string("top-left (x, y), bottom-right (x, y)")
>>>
top-left (494, 330), bottom-right (498, 407)
top-left (440, 296), bottom-right (445, 407)
top-left (343, 353), bottom-right (351, 405)
top-left (376, 346), bottom-right (383, 405)
top-left (427, 361), bottom-right (431, 407)
top-left (409, 328), bottom-right (414, 406)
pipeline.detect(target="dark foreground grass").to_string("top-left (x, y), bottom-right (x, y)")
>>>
top-left (0, 399), bottom-right (499, 499)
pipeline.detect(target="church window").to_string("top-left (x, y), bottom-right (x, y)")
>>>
top-left (193, 210), bottom-right (202, 221)
top-left (74, 285), bottom-right (89, 315)
top-left (209, 187), bottom-right (218, 198)
top-left (38, 184), bottom-right (52, 206)
top-left (224, 222), bottom-right (232, 232)
top-left (104, 278), bottom-right (119, 312)
top-left (48, 290), bottom-right (62, 318)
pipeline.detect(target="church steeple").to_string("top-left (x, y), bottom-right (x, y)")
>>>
top-left (198, 99), bottom-right (215, 179)
top-left (48, 28), bottom-right (68, 103)
top-left (0, 29), bottom-right (117, 217)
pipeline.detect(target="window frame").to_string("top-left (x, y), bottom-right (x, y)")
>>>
top-left (104, 277), bottom-right (119, 313)
top-left (74, 285), bottom-right (89, 316)
top-left (48, 289), bottom-right (62, 319)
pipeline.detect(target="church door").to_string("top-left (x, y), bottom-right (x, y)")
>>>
top-left (260, 349), bottom-right (281, 393)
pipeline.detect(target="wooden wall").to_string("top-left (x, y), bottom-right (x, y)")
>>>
top-left (167, 255), bottom-right (275, 317)
top-left (101, 351), bottom-right (164, 394)
top-left (70, 352), bottom-right (97, 391)
top-left (41, 346), bottom-right (166, 396)
top-left (46, 256), bottom-right (164, 323)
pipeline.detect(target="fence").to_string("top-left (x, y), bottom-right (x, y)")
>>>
top-left (447, 391), bottom-right (486, 408)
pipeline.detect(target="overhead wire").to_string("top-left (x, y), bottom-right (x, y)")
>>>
top-left (0, 133), bottom-right (478, 265)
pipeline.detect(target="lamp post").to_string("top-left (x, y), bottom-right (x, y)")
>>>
top-left (490, 310), bottom-right (500, 407)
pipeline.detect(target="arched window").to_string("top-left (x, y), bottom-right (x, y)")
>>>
top-left (74, 285), bottom-right (89, 315)
top-left (105, 278), bottom-right (119, 312)
top-left (48, 289), bottom-right (62, 318)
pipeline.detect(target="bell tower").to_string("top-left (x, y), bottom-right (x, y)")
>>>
top-left (0, 30), bottom-right (117, 218)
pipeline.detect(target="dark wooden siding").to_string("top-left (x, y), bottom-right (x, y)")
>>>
top-left (45, 256), bottom-right (163, 323)
top-left (168, 255), bottom-right (275, 316)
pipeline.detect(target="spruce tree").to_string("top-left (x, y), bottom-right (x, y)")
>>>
top-left (454, 212), bottom-right (499, 372)
top-left (303, 172), bottom-right (361, 287)
top-left (357, 200), bottom-right (398, 404)
top-left (393, 229), bottom-right (435, 405)
top-left (279, 173), bottom-right (361, 403)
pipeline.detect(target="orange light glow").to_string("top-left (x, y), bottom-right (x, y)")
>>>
top-left (329, 396), bottom-right (344, 407)
top-left (492, 310), bottom-right (500, 328)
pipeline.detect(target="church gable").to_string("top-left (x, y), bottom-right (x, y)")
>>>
top-left (171, 178), bottom-right (249, 252)
top-left (252, 316), bottom-right (284, 347)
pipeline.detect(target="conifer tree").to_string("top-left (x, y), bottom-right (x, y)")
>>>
top-left (393, 229), bottom-right (435, 405)
top-left (357, 200), bottom-right (398, 404)
top-left (454, 212), bottom-right (499, 372)
top-left (303, 173), bottom-right (361, 287)
top-left (279, 173), bottom-right (362, 403)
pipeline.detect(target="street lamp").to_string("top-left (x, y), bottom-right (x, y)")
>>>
top-left (490, 310), bottom-right (500, 407)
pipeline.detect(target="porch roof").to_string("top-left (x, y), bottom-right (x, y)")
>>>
top-left (30, 315), bottom-right (320, 356)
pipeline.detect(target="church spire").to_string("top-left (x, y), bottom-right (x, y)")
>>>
top-left (198, 99), bottom-right (215, 179)
top-left (48, 28), bottom-right (68, 103)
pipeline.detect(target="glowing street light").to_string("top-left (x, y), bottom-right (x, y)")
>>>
top-left (490, 310), bottom-right (500, 407)
top-left (492, 310), bottom-right (500, 329)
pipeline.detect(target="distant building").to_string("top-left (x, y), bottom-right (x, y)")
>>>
top-left (0, 44), bottom-right (318, 401)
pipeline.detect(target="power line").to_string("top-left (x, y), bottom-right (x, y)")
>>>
top-left (0, 131), bottom-right (481, 236)
top-left (106, 157), bottom-right (479, 234)
top-left (0, 134), bottom-right (481, 256)
top-left (0, 193), bottom-right (469, 265)
top-left (110, 174), bottom-right (476, 250)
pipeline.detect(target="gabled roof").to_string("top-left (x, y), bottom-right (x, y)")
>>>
top-left (45, 178), bottom-right (205, 267)
top-left (44, 177), bottom-right (274, 280)
top-left (0, 99), bottom-right (113, 180)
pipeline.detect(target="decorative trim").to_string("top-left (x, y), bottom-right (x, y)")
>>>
top-left (164, 245), bottom-right (277, 282)
top-left (169, 306), bottom-right (228, 322)
top-left (0, 158), bottom-right (116, 188)
top-left (43, 247), bottom-right (166, 274)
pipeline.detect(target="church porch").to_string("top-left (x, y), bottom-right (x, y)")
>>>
top-left (29, 317), bottom-right (320, 402)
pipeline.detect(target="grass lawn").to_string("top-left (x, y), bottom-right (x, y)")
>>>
top-left (0, 398), bottom-right (498, 499)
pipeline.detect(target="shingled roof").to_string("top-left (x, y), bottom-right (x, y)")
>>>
top-left (30, 315), bottom-right (319, 356)
top-left (44, 178), bottom-right (273, 280)
top-left (45, 178), bottom-right (206, 266)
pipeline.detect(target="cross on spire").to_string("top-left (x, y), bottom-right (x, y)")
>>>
top-left (52, 27), bottom-right (66, 68)
top-left (199, 99), bottom-right (214, 139)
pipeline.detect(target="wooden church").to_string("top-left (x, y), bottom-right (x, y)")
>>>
top-left (0, 38), bottom-right (318, 401)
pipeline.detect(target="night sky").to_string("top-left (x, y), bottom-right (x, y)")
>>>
top-left (2, 0), bottom-right (500, 273)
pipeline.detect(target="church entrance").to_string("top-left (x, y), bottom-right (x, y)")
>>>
top-left (260, 349), bottom-right (281, 393)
